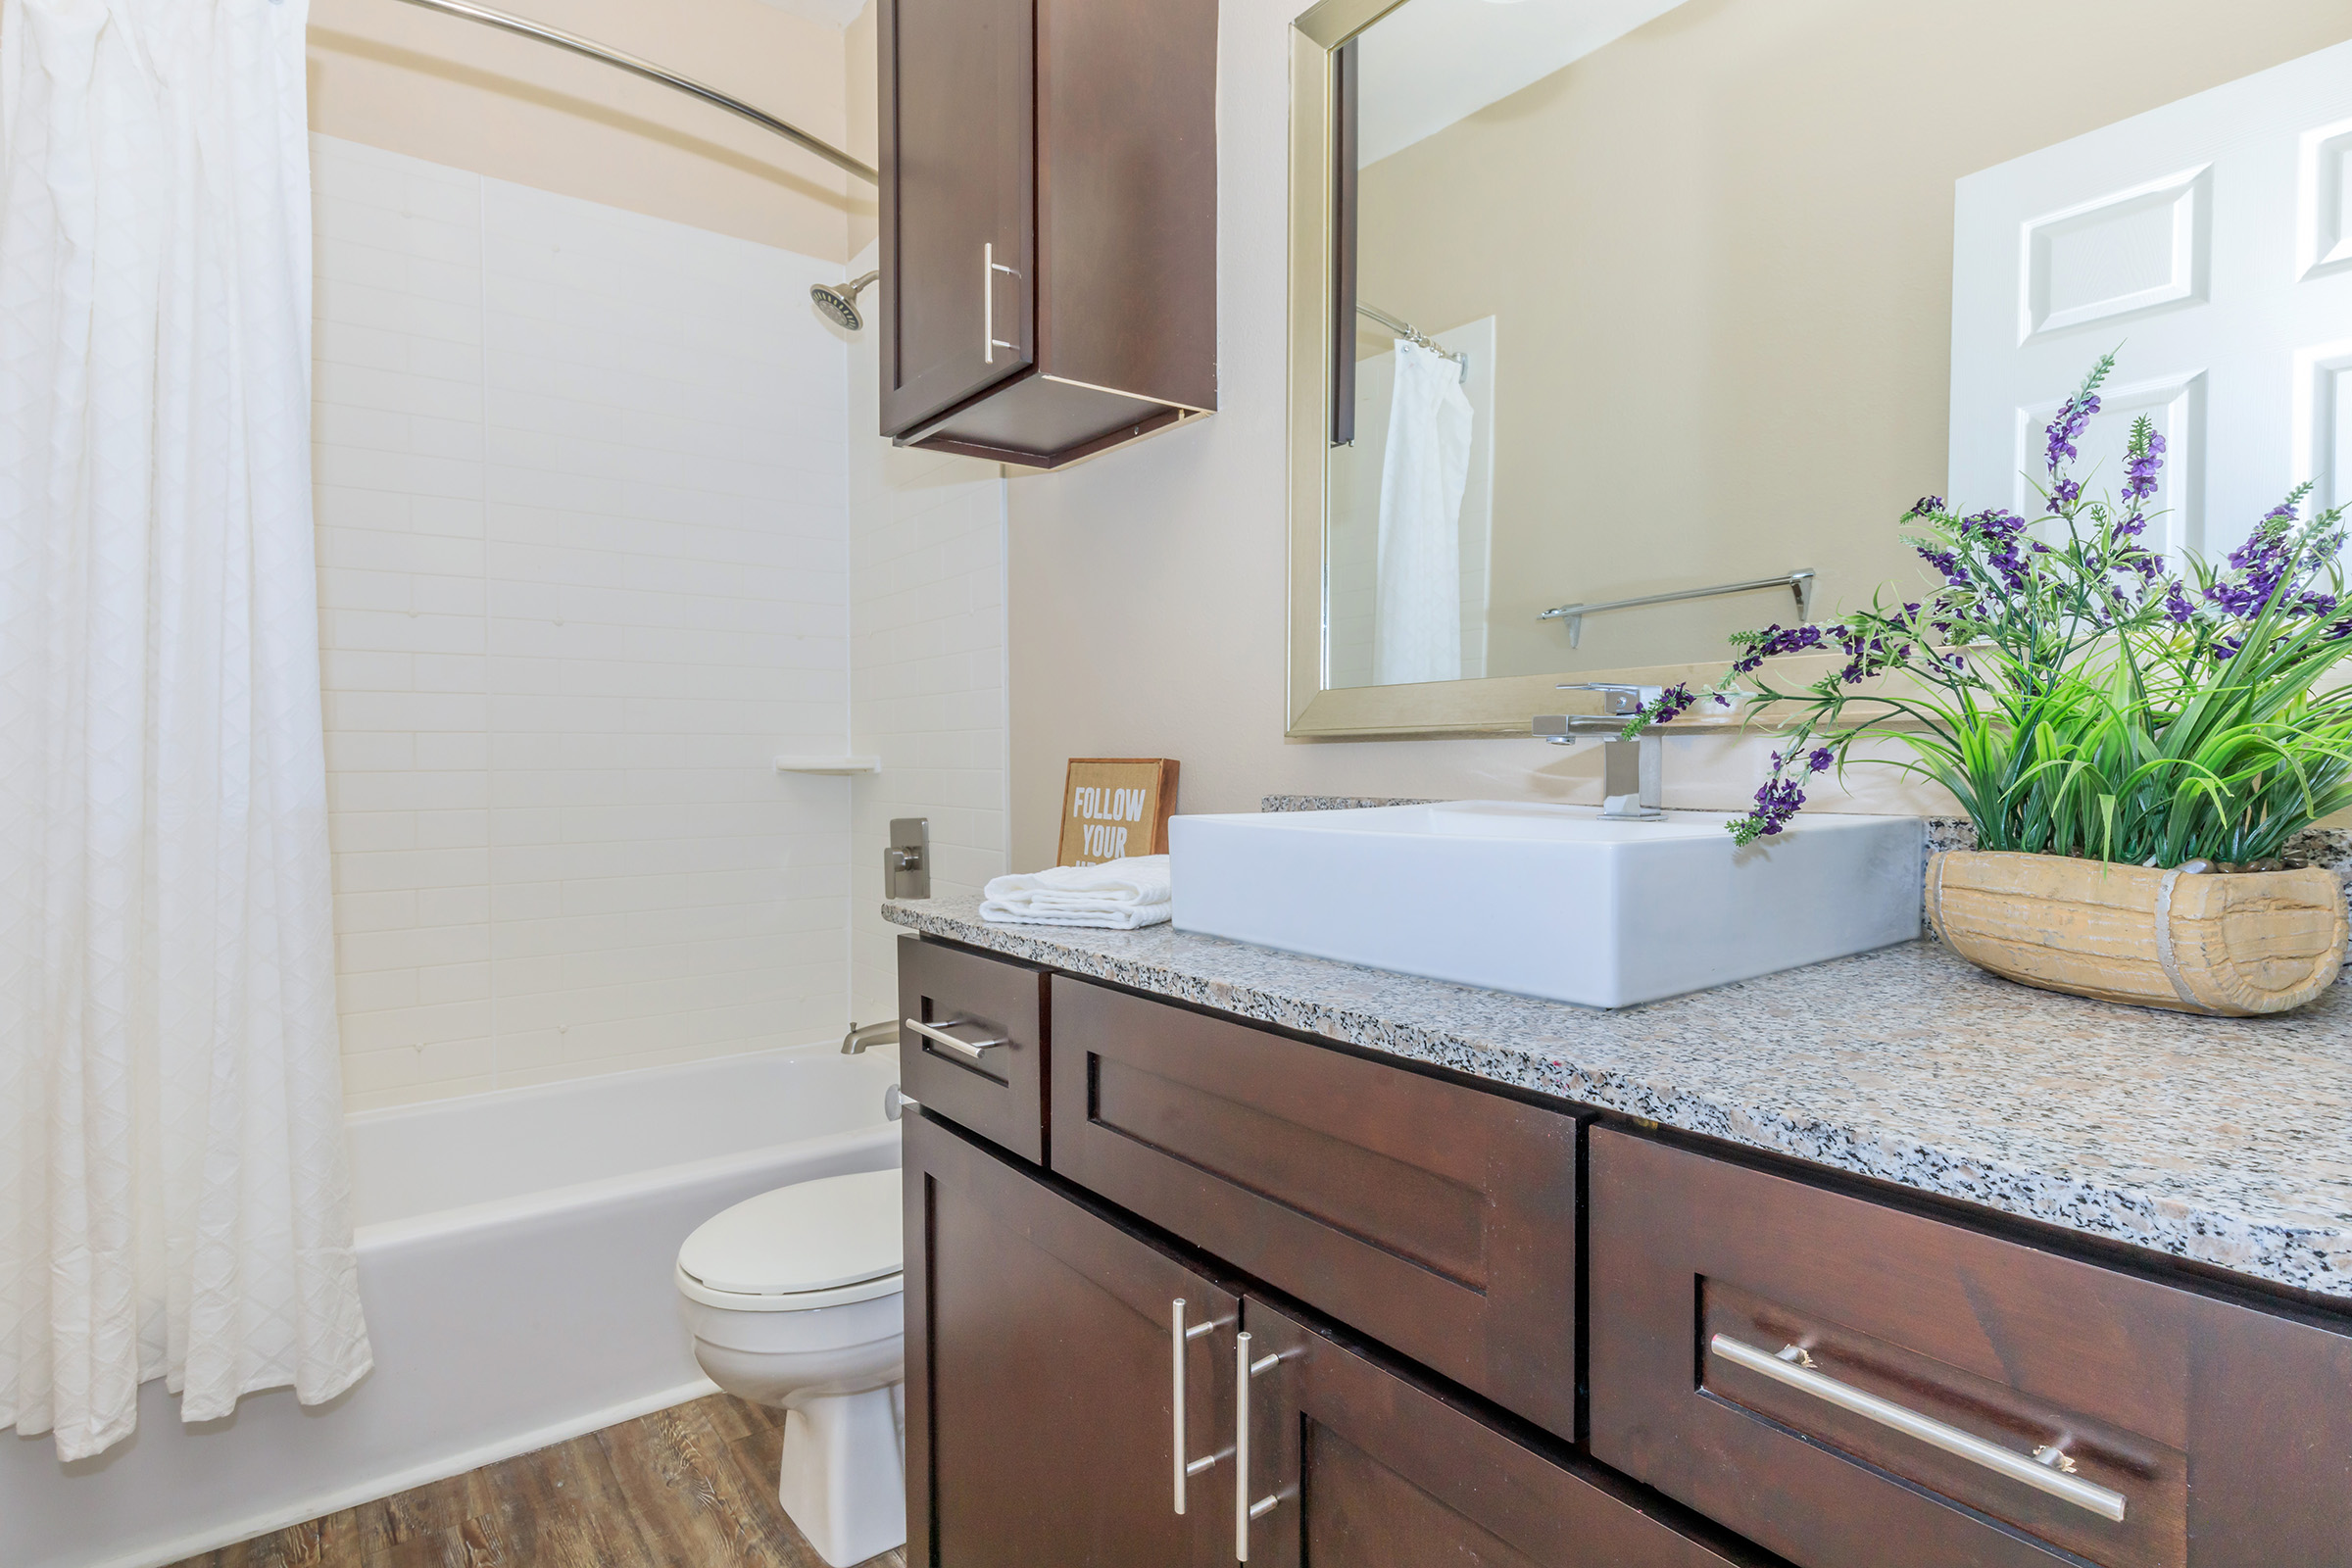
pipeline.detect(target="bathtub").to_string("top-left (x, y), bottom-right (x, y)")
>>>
top-left (4, 1042), bottom-right (903, 1568)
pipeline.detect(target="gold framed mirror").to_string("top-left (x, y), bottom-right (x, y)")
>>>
top-left (1288, 0), bottom-right (1768, 739)
top-left (1286, 0), bottom-right (2352, 739)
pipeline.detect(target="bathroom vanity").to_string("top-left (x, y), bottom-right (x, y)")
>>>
top-left (885, 896), bottom-right (2352, 1568)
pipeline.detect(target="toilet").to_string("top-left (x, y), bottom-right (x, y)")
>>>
top-left (675, 1167), bottom-right (906, 1567)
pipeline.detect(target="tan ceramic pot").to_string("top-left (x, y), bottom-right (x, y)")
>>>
top-left (1926, 849), bottom-right (2348, 1015)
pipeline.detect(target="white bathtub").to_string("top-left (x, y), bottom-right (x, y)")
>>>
top-left (4, 1043), bottom-right (904, 1568)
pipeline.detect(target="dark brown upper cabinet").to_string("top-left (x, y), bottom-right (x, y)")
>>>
top-left (878, 0), bottom-right (1217, 469)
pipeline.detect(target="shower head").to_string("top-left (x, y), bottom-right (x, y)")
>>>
top-left (810, 270), bottom-right (880, 331)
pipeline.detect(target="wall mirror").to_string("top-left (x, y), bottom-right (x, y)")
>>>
top-left (1287, 0), bottom-right (2352, 737)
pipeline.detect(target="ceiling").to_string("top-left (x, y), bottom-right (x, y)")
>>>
top-left (748, 0), bottom-right (867, 26)
top-left (1356, 0), bottom-right (1691, 167)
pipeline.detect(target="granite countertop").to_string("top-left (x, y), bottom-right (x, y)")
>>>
top-left (883, 892), bottom-right (2352, 1303)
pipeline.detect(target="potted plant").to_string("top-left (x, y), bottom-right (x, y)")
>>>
top-left (1641, 353), bottom-right (2352, 1015)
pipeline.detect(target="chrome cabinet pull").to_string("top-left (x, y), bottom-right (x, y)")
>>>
top-left (1234, 1331), bottom-right (1281, 1559)
top-left (982, 242), bottom-right (1019, 364)
top-left (1171, 1299), bottom-right (1217, 1514)
top-left (901, 1017), bottom-right (1006, 1061)
top-left (1708, 1334), bottom-right (2128, 1522)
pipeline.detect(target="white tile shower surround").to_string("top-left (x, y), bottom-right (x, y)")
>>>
top-left (309, 137), bottom-right (1005, 1111)
top-left (843, 269), bottom-right (1012, 1027)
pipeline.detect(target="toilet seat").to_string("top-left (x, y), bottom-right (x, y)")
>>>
top-left (677, 1168), bottom-right (904, 1312)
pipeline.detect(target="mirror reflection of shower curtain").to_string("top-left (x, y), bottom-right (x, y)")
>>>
top-left (1373, 339), bottom-right (1474, 685)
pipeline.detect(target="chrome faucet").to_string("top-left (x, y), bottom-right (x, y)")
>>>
top-left (1534, 683), bottom-right (1665, 820)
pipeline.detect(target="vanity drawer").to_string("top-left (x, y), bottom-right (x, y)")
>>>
top-left (1589, 1127), bottom-right (2352, 1568)
top-left (1048, 974), bottom-right (1582, 1440)
top-left (896, 935), bottom-right (1051, 1164)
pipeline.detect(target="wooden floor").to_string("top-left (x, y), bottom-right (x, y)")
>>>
top-left (168, 1394), bottom-right (906, 1568)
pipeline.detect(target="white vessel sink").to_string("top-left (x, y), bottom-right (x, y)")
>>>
top-left (1168, 801), bottom-right (1923, 1008)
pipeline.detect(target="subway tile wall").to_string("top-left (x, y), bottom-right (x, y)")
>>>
top-left (311, 135), bottom-right (860, 1110)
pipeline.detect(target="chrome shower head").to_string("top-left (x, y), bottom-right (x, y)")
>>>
top-left (810, 270), bottom-right (879, 331)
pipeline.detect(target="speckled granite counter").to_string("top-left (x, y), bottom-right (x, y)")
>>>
top-left (884, 892), bottom-right (2352, 1303)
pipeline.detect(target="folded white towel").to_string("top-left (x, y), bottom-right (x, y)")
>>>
top-left (980, 855), bottom-right (1172, 930)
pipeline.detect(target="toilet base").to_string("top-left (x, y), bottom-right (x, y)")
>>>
top-left (776, 1383), bottom-right (907, 1568)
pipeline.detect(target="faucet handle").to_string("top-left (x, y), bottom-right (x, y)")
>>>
top-left (1556, 681), bottom-right (1662, 715)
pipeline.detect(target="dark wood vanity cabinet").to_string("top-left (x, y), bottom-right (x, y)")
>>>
top-left (903, 1110), bottom-right (1237, 1568)
top-left (895, 935), bottom-right (2352, 1567)
top-left (1588, 1127), bottom-right (2352, 1568)
top-left (877, 0), bottom-right (1217, 469)
top-left (903, 1074), bottom-right (1739, 1568)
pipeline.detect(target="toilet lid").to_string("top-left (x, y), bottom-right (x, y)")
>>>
top-left (678, 1168), bottom-right (903, 1296)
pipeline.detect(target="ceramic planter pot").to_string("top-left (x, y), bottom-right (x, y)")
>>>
top-left (1926, 849), bottom-right (2348, 1015)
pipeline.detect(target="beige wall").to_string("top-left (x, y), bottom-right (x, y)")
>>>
top-left (845, 2), bottom-right (881, 259)
top-left (1004, 0), bottom-right (2352, 869)
top-left (308, 0), bottom-right (864, 262)
top-left (1347, 0), bottom-right (2352, 679)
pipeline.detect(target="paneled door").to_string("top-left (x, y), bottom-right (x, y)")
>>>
top-left (903, 1111), bottom-right (1237, 1568)
top-left (878, 0), bottom-right (1036, 436)
top-left (1949, 36), bottom-right (2352, 561)
top-left (1234, 1296), bottom-right (1753, 1568)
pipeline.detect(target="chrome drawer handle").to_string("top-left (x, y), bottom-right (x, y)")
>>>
top-left (1171, 1299), bottom-right (1218, 1514)
top-left (982, 242), bottom-right (1019, 363)
top-left (1709, 1335), bottom-right (2128, 1523)
top-left (902, 1017), bottom-right (1007, 1061)
top-left (1235, 1331), bottom-right (1281, 1559)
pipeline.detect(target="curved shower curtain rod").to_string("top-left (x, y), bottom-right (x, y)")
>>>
top-left (384, 0), bottom-right (881, 185)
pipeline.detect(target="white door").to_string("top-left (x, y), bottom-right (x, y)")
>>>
top-left (1950, 38), bottom-right (2352, 563)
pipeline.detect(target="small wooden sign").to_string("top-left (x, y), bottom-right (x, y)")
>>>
top-left (1057, 758), bottom-right (1180, 867)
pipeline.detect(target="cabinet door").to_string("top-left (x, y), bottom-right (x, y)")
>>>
top-left (878, 0), bottom-right (1035, 436)
top-left (904, 1111), bottom-right (1236, 1568)
top-left (1235, 1297), bottom-right (1753, 1568)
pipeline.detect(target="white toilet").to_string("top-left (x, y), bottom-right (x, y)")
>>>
top-left (675, 1167), bottom-right (906, 1567)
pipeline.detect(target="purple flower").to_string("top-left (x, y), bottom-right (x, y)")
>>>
top-left (2164, 581), bottom-right (2195, 625)
top-left (1915, 543), bottom-right (1969, 584)
top-left (1729, 621), bottom-right (1826, 674)
top-left (1745, 776), bottom-right (1808, 838)
top-left (1806, 748), bottom-right (1834, 773)
top-left (2045, 393), bottom-right (2100, 476)
top-left (1623, 682), bottom-right (1700, 738)
top-left (1904, 496), bottom-right (1947, 520)
top-left (1955, 509), bottom-right (2035, 593)
top-left (2118, 422), bottom-right (2166, 537)
top-left (1830, 617), bottom-right (1914, 686)
top-left (2207, 497), bottom-right (2316, 620)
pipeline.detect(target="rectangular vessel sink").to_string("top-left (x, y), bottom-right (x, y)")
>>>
top-left (1169, 801), bottom-right (1923, 1007)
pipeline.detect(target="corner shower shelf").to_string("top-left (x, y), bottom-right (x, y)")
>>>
top-left (774, 756), bottom-right (882, 775)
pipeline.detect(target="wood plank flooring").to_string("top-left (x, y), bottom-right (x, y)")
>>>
top-left (167, 1394), bottom-right (906, 1568)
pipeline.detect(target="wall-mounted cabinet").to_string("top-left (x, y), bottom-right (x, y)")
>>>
top-left (877, 0), bottom-right (1217, 469)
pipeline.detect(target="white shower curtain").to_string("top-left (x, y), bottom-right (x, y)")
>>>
top-left (1372, 337), bottom-right (1473, 686)
top-left (0, 0), bottom-right (370, 1460)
